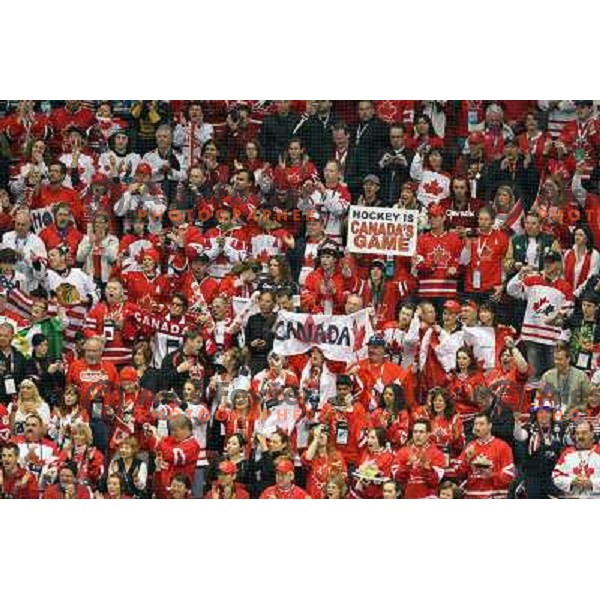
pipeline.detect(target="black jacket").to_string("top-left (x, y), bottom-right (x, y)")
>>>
top-left (244, 312), bottom-right (277, 376)
top-left (295, 112), bottom-right (337, 173)
top-left (24, 356), bottom-right (66, 408)
top-left (260, 112), bottom-right (301, 165)
top-left (377, 145), bottom-right (414, 205)
top-left (351, 117), bottom-right (389, 181)
top-left (0, 347), bottom-right (27, 406)
top-left (158, 350), bottom-right (202, 398)
top-left (487, 157), bottom-right (539, 209)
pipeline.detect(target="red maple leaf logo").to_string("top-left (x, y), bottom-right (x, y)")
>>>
top-left (377, 101), bottom-right (398, 123)
top-left (423, 179), bottom-right (445, 196)
top-left (532, 296), bottom-right (549, 313)
top-left (431, 244), bottom-right (451, 266)
top-left (352, 317), bottom-right (367, 352)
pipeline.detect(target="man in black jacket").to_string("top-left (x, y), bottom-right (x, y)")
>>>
top-left (473, 385), bottom-right (515, 447)
top-left (159, 329), bottom-right (204, 398)
top-left (295, 101), bottom-right (337, 173)
top-left (259, 101), bottom-right (300, 165)
top-left (377, 123), bottom-right (414, 204)
top-left (244, 290), bottom-right (277, 376)
top-left (351, 101), bottom-right (389, 190)
top-left (0, 322), bottom-right (27, 406)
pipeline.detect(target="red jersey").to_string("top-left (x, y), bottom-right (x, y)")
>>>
top-left (447, 370), bottom-right (487, 421)
top-left (273, 161), bottom-right (319, 191)
top-left (66, 359), bottom-right (120, 413)
top-left (353, 447), bottom-right (395, 499)
top-left (178, 272), bottom-right (221, 310)
top-left (393, 442), bottom-right (446, 498)
top-left (415, 230), bottom-right (464, 298)
top-left (86, 301), bottom-right (139, 364)
top-left (1, 112), bottom-right (51, 157)
top-left (375, 100), bottom-right (415, 128)
top-left (32, 184), bottom-right (83, 226)
top-left (456, 435), bottom-right (516, 499)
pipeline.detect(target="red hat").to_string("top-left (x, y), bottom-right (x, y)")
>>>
top-left (186, 245), bottom-right (210, 262)
top-left (90, 173), bottom-right (108, 187)
top-left (218, 460), bottom-right (237, 475)
top-left (428, 203), bottom-right (445, 218)
top-left (468, 131), bottom-right (485, 146)
top-left (462, 299), bottom-right (478, 310)
top-left (275, 458), bottom-right (295, 474)
top-left (135, 162), bottom-right (152, 176)
top-left (119, 366), bottom-right (139, 383)
top-left (443, 300), bottom-right (461, 313)
top-left (140, 247), bottom-right (160, 264)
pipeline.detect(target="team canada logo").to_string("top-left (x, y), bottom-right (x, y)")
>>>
top-left (423, 179), bottom-right (445, 197)
top-left (532, 296), bottom-right (555, 316)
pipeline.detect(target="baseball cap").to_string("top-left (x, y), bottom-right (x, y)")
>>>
top-left (135, 162), bottom-right (152, 176)
top-left (428, 203), bottom-right (446, 218)
top-left (367, 334), bottom-right (386, 347)
top-left (119, 366), bottom-right (139, 383)
top-left (443, 300), bottom-right (461, 313)
top-left (363, 174), bottom-right (381, 186)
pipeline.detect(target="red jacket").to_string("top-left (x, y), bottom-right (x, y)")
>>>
top-left (1, 466), bottom-right (39, 499)
top-left (42, 483), bottom-right (92, 499)
top-left (260, 484), bottom-right (311, 499)
top-left (369, 408), bottom-right (410, 450)
top-left (319, 401), bottom-right (368, 466)
top-left (39, 223), bottom-right (83, 259)
top-left (153, 434), bottom-right (200, 498)
top-left (178, 272), bottom-right (220, 309)
top-left (393, 442), bottom-right (446, 498)
top-left (301, 449), bottom-right (347, 500)
top-left (462, 229), bottom-right (509, 292)
top-left (301, 267), bottom-right (351, 314)
top-left (58, 445), bottom-right (104, 488)
top-left (455, 435), bottom-right (516, 499)
top-left (122, 271), bottom-right (172, 312)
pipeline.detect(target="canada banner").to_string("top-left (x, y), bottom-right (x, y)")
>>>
top-left (273, 309), bottom-right (374, 362)
top-left (347, 206), bottom-right (418, 256)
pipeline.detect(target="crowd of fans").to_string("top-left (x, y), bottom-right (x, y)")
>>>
top-left (1, 99), bottom-right (600, 499)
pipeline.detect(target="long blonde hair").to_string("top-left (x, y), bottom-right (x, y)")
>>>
top-left (17, 379), bottom-right (44, 412)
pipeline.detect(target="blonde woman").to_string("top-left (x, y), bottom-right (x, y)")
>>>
top-left (58, 422), bottom-right (104, 490)
top-left (8, 379), bottom-right (51, 435)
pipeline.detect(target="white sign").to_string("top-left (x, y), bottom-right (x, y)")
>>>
top-left (347, 206), bottom-right (418, 256)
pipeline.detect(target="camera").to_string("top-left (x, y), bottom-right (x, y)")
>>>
top-left (306, 390), bottom-right (320, 411)
top-left (228, 107), bottom-right (240, 123)
top-left (465, 228), bottom-right (479, 238)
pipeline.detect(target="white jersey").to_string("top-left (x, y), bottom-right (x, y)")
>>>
top-left (507, 273), bottom-right (574, 346)
top-left (43, 267), bottom-right (99, 307)
top-left (59, 152), bottom-right (96, 188)
top-left (97, 151), bottom-right (142, 182)
top-left (552, 445), bottom-right (600, 498)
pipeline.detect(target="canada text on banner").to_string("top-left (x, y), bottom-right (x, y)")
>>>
top-left (347, 206), bottom-right (418, 256)
top-left (273, 309), bottom-right (374, 362)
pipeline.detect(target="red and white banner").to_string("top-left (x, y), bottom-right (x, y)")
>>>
top-left (347, 206), bottom-right (418, 256)
top-left (273, 309), bottom-right (374, 362)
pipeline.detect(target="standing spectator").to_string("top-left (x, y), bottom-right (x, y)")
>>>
top-left (410, 147), bottom-right (451, 207)
top-left (173, 101), bottom-right (214, 169)
top-left (244, 291), bottom-right (277, 376)
top-left (295, 100), bottom-right (337, 173)
top-left (0, 442), bottom-right (39, 499)
top-left (130, 101), bottom-right (167, 155)
top-left (351, 101), bottom-right (389, 191)
top-left (97, 128), bottom-right (141, 183)
top-left (259, 101), bottom-right (300, 166)
top-left (0, 322), bottom-right (27, 406)
top-left (377, 123), bottom-right (413, 204)
top-left (259, 457), bottom-right (311, 499)
top-left (1, 209), bottom-right (46, 292)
